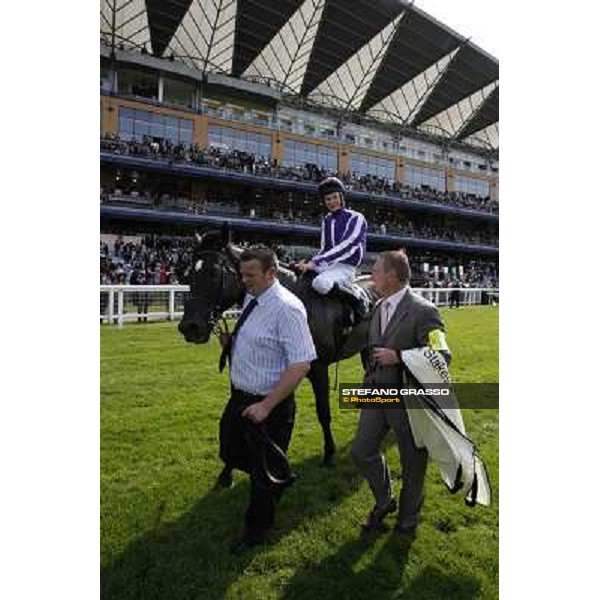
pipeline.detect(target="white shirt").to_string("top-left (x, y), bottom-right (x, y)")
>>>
top-left (380, 286), bottom-right (409, 333)
top-left (230, 280), bottom-right (317, 395)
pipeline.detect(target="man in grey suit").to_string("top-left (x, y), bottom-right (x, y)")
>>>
top-left (351, 249), bottom-right (451, 536)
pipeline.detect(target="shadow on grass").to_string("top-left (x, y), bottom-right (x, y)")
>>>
top-left (101, 442), bottom-right (485, 600)
top-left (101, 442), bottom-right (364, 600)
top-left (281, 531), bottom-right (481, 600)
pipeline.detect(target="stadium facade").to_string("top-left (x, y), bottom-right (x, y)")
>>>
top-left (100, 0), bottom-right (499, 284)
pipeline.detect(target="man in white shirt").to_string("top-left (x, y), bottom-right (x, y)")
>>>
top-left (218, 246), bottom-right (317, 554)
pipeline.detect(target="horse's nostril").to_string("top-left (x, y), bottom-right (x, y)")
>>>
top-left (179, 320), bottom-right (203, 340)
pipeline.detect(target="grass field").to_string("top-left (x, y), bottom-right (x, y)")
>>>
top-left (101, 306), bottom-right (499, 600)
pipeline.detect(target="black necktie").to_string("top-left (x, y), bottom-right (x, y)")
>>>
top-left (219, 298), bottom-right (258, 372)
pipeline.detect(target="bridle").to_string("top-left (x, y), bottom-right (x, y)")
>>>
top-left (189, 250), bottom-right (244, 338)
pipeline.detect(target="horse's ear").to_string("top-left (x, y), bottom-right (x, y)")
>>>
top-left (225, 242), bottom-right (241, 265)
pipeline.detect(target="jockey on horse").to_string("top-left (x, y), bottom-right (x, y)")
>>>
top-left (296, 176), bottom-right (368, 324)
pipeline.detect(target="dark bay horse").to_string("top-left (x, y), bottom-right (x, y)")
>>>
top-left (178, 228), bottom-right (376, 467)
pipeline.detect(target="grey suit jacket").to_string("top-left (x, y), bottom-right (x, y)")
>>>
top-left (365, 288), bottom-right (447, 386)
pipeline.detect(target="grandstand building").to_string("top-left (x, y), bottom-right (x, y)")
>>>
top-left (100, 0), bottom-right (499, 286)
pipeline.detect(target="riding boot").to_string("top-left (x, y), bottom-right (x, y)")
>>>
top-left (345, 291), bottom-right (368, 322)
top-left (329, 284), bottom-right (366, 326)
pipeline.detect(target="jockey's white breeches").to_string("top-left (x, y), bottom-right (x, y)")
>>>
top-left (312, 263), bottom-right (356, 294)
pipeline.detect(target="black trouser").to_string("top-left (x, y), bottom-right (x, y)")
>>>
top-left (219, 387), bottom-right (295, 542)
top-left (136, 292), bottom-right (149, 322)
top-left (450, 290), bottom-right (460, 308)
top-left (100, 292), bottom-right (108, 319)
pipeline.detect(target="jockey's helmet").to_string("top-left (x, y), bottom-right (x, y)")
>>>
top-left (317, 176), bottom-right (345, 206)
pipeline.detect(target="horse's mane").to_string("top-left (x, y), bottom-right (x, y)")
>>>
top-left (197, 230), bottom-right (225, 251)
top-left (354, 274), bottom-right (375, 291)
top-left (277, 263), bottom-right (298, 287)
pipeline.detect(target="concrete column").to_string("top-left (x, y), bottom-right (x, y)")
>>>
top-left (490, 178), bottom-right (499, 201)
top-left (158, 76), bottom-right (164, 103)
top-left (338, 146), bottom-right (349, 174)
top-left (446, 168), bottom-right (455, 193)
top-left (272, 132), bottom-right (284, 165)
top-left (396, 159), bottom-right (405, 185)
top-left (194, 115), bottom-right (208, 148)
top-left (101, 96), bottom-right (119, 135)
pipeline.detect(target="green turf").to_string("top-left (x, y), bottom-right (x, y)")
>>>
top-left (101, 306), bottom-right (499, 599)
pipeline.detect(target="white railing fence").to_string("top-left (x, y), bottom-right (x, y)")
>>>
top-left (100, 285), bottom-right (499, 327)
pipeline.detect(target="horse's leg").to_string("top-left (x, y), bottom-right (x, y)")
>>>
top-left (308, 359), bottom-right (336, 467)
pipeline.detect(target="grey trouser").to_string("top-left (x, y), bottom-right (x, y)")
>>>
top-left (351, 407), bottom-right (428, 528)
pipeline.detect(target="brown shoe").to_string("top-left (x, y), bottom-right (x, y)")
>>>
top-left (362, 499), bottom-right (397, 531)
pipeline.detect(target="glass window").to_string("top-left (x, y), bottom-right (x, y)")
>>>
top-left (135, 118), bottom-right (150, 138)
top-left (118, 107), bottom-right (135, 140)
top-left (165, 115), bottom-right (178, 129)
top-left (208, 125), bottom-right (272, 157)
top-left (252, 111), bottom-right (270, 126)
top-left (282, 140), bottom-right (337, 170)
top-left (230, 106), bottom-right (244, 119)
top-left (405, 164), bottom-right (446, 192)
top-left (101, 65), bottom-right (112, 93)
top-left (117, 68), bottom-right (159, 101)
top-left (179, 125), bottom-right (193, 145)
top-left (278, 118), bottom-right (293, 132)
top-left (349, 152), bottom-right (395, 181)
top-left (162, 76), bottom-right (197, 109)
top-left (118, 107), bottom-right (193, 144)
top-left (166, 124), bottom-right (179, 141)
top-left (454, 176), bottom-right (490, 198)
top-left (150, 113), bottom-right (165, 137)
top-left (161, 117), bottom-right (174, 141)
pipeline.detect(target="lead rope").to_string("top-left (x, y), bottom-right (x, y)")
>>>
top-left (332, 361), bottom-right (340, 392)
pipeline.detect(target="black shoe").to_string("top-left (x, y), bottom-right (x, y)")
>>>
top-left (362, 499), bottom-right (397, 531)
top-left (229, 537), bottom-right (264, 556)
top-left (215, 467), bottom-right (234, 489)
top-left (394, 522), bottom-right (417, 539)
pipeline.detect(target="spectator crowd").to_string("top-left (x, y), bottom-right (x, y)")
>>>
top-left (100, 236), bottom-right (194, 285)
top-left (101, 186), bottom-right (498, 247)
top-left (100, 234), bottom-right (498, 289)
top-left (101, 134), bottom-right (499, 214)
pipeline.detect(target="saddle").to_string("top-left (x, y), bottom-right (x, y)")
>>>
top-left (294, 271), bottom-right (371, 328)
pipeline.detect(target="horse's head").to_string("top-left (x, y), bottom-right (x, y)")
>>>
top-left (178, 229), bottom-right (244, 344)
